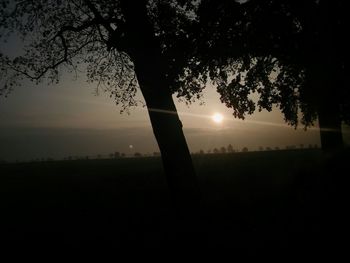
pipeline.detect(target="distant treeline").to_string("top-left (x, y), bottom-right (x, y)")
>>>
top-left (1, 144), bottom-right (320, 164)
top-left (194, 143), bottom-right (319, 155)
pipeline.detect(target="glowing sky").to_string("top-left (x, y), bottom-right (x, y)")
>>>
top-left (3, 2), bottom-right (348, 162)
top-left (0, 71), bottom-right (329, 161)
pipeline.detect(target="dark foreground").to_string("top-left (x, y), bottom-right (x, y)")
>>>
top-left (0, 149), bottom-right (348, 252)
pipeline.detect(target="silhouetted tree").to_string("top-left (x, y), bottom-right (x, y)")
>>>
top-left (199, 149), bottom-right (204, 155)
top-left (242, 147), bottom-right (248, 152)
top-left (114, 152), bottom-right (120, 158)
top-left (3, 0), bottom-right (342, 206)
top-left (227, 144), bottom-right (234, 153)
top-left (286, 145), bottom-right (296, 150)
top-left (213, 148), bottom-right (219, 154)
top-left (220, 146), bottom-right (226, 154)
top-left (191, 0), bottom-right (347, 151)
top-left (134, 152), bottom-right (142, 157)
top-left (0, 0), bottom-right (203, 205)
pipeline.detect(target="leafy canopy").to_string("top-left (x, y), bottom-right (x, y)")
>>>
top-left (1, 0), bottom-right (347, 126)
top-left (0, 0), bottom-right (203, 110)
top-left (188, 0), bottom-right (347, 127)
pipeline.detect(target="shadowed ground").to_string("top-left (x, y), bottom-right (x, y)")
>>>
top-left (0, 149), bottom-right (347, 252)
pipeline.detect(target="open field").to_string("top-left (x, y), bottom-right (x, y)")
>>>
top-left (0, 149), bottom-right (347, 251)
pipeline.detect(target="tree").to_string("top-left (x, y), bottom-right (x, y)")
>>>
top-left (0, 0), bottom-right (202, 206)
top-left (134, 152), bottom-right (142, 157)
top-left (220, 146), bottom-right (226, 154)
top-left (189, 0), bottom-right (347, 151)
top-left (227, 144), bottom-right (234, 153)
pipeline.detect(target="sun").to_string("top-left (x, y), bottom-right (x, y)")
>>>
top-left (212, 113), bottom-right (224, 124)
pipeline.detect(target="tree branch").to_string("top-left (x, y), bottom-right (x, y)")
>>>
top-left (58, 34), bottom-right (68, 63)
top-left (52, 18), bottom-right (98, 42)
top-left (83, 0), bottom-right (115, 35)
top-left (7, 39), bottom-right (96, 81)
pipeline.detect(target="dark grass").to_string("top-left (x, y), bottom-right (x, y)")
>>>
top-left (0, 149), bottom-right (348, 251)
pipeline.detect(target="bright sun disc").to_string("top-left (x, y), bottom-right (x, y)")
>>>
top-left (212, 113), bottom-right (224, 123)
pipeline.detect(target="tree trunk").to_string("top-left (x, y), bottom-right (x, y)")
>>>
top-left (318, 104), bottom-right (344, 152)
top-left (310, 62), bottom-right (344, 152)
top-left (140, 83), bottom-right (200, 207)
top-left (118, 0), bottom-right (200, 208)
top-left (311, 1), bottom-right (344, 152)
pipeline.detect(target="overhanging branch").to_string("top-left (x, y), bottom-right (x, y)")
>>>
top-left (83, 0), bottom-right (115, 35)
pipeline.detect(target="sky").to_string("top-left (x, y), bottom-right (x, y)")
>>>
top-left (0, 71), bottom-right (328, 162)
top-left (1, 1), bottom-right (348, 162)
